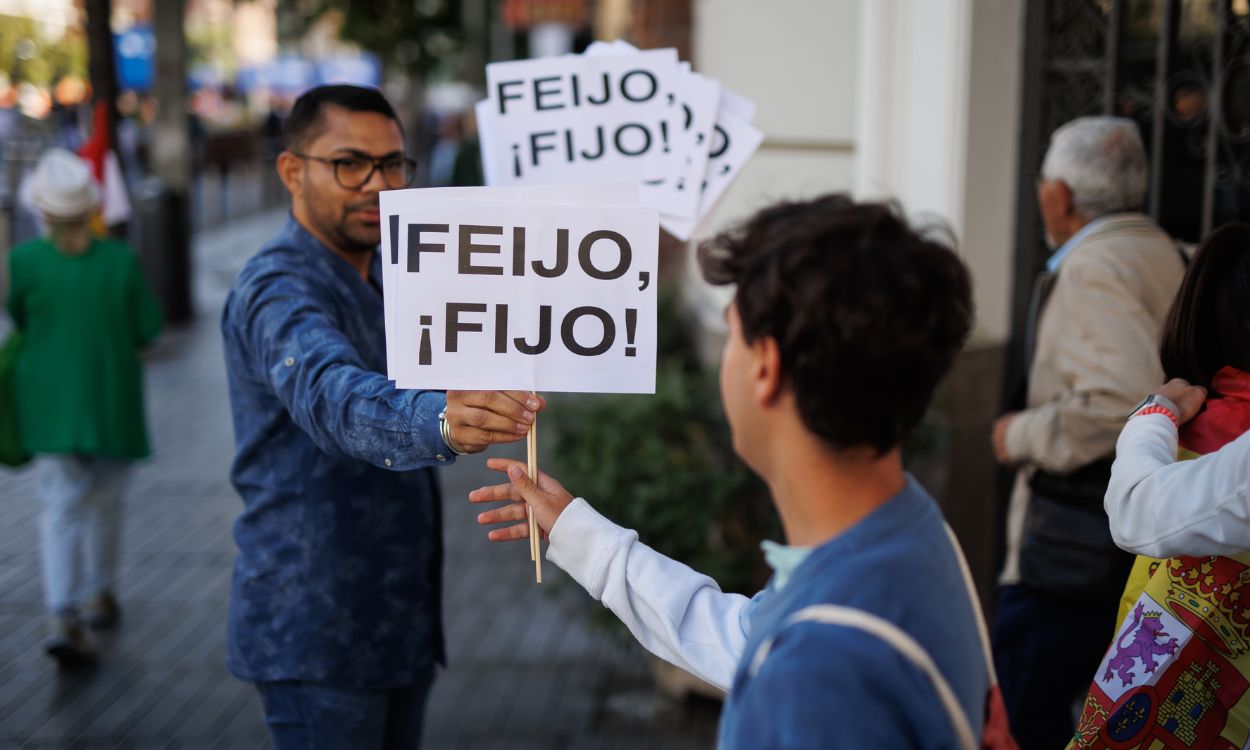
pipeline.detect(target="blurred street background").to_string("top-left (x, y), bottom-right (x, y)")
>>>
top-left (5, 0), bottom-right (1250, 746)
top-left (0, 207), bottom-right (720, 748)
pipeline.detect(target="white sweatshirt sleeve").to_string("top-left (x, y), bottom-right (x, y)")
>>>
top-left (545, 498), bottom-right (754, 691)
top-left (1106, 413), bottom-right (1250, 557)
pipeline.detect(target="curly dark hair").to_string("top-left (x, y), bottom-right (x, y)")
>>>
top-left (697, 194), bottom-right (974, 455)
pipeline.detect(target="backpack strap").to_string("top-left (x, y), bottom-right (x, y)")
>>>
top-left (747, 603), bottom-right (977, 750)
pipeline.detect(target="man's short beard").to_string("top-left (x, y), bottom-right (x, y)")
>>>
top-left (337, 200), bottom-right (381, 254)
top-left (337, 231), bottom-right (378, 255)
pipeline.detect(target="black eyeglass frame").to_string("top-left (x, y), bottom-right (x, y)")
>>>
top-left (289, 151), bottom-right (418, 190)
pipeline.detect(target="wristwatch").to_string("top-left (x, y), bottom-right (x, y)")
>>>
top-left (1127, 393), bottom-right (1181, 426)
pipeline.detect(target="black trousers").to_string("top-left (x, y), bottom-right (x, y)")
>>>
top-left (992, 583), bottom-right (1120, 750)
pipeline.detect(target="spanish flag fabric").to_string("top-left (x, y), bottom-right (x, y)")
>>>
top-left (1070, 367), bottom-right (1250, 749)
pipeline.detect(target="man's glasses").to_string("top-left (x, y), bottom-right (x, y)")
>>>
top-left (290, 152), bottom-right (418, 190)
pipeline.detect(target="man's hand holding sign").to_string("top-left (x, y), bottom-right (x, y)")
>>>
top-left (381, 185), bottom-right (659, 580)
top-left (442, 390), bottom-right (546, 454)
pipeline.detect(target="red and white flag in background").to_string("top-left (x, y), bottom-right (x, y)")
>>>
top-left (78, 99), bottom-right (131, 227)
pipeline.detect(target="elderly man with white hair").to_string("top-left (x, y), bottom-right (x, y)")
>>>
top-left (988, 116), bottom-right (1187, 749)
top-left (6, 148), bottom-right (163, 667)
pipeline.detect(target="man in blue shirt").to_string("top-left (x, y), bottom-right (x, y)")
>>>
top-left (471, 195), bottom-right (992, 747)
top-left (221, 85), bottom-right (543, 749)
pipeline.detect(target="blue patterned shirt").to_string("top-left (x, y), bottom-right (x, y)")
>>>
top-left (222, 216), bottom-right (452, 688)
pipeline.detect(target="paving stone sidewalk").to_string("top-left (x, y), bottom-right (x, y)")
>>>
top-left (0, 210), bottom-right (719, 749)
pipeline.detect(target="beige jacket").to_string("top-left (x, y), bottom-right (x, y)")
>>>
top-left (999, 213), bottom-right (1186, 584)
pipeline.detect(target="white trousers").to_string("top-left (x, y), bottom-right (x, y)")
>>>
top-left (34, 455), bottom-right (130, 615)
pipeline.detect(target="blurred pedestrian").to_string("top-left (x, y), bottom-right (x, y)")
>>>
top-left (5, 148), bottom-right (163, 667)
top-left (221, 85), bottom-right (544, 750)
top-left (990, 116), bottom-right (1187, 749)
top-left (426, 112), bottom-right (461, 187)
top-left (261, 98), bottom-right (287, 204)
top-left (450, 110), bottom-right (484, 187)
top-left (473, 195), bottom-right (1002, 748)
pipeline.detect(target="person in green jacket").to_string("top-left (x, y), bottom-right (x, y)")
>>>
top-left (7, 148), bottom-right (163, 667)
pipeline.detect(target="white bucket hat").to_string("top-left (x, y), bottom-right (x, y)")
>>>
top-left (26, 148), bottom-right (99, 220)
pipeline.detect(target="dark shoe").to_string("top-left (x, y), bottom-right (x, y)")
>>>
top-left (84, 591), bottom-right (121, 631)
top-left (45, 615), bottom-right (96, 669)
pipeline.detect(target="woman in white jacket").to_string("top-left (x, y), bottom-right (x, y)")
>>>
top-left (1106, 227), bottom-right (1250, 558)
top-left (1073, 224), bottom-right (1250, 745)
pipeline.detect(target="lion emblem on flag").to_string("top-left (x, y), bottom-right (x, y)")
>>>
top-left (1103, 603), bottom-right (1180, 687)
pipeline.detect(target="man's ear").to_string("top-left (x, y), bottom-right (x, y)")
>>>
top-left (753, 336), bottom-right (784, 405)
top-left (1053, 179), bottom-right (1076, 218)
top-left (276, 151), bottom-right (303, 199)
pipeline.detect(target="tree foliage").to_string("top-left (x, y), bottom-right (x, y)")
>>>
top-left (279, 0), bottom-right (465, 79)
top-left (0, 14), bottom-right (88, 87)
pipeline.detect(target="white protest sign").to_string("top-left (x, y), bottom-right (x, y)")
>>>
top-left (475, 44), bottom-right (761, 240)
top-left (577, 42), bottom-right (691, 214)
top-left (475, 99), bottom-right (500, 187)
top-left (381, 183), bottom-right (641, 376)
top-left (381, 192), bottom-right (658, 393)
top-left (720, 87), bottom-right (757, 122)
top-left (661, 99), bottom-right (765, 240)
top-left (483, 49), bottom-right (680, 190)
top-left (579, 42), bottom-right (756, 236)
top-left (574, 43), bottom-right (719, 221)
top-left (661, 71), bottom-right (720, 219)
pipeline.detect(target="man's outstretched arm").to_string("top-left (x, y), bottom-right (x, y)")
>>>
top-left (229, 269), bottom-right (542, 468)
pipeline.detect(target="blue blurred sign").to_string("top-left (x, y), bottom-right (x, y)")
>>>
top-left (188, 64), bottom-right (224, 92)
top-left (317, 54), bottom-right (381, 87)
top-left (234, 53), bottom-right (381, 96)
top-left (185, 52), bottom-right (383, 96)
top-left (114, 25), bottom-right (155, 91)
top-left (265, 55), bottom-right (319, 94)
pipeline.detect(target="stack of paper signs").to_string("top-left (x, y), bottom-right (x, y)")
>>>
top-left (380, 183), bottom-right (659, 394)
top-left (474, 41), bottom-right (763, 241)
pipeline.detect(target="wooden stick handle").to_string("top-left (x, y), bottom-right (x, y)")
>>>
top-left (527, 428), bottom-right (535, 561)
top-left (527, 417), bottom-right (542, 583)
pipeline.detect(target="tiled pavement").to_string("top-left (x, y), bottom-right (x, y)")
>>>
top-left (0, 211), bottom-right (719, 749)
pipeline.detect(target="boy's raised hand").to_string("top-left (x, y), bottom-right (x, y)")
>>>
top-left (469, 458), bottom-right (574, 542)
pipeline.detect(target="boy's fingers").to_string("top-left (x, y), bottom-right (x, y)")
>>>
top-left (506, 465), bottom-right (546, 504)
top-left (476, 503), bottom-right (528, 526)
top-left (486, 457), bottom-right (525, 475)
top-left (487, 523), bottom-right (530, 542)
top-left (468, 483), bottom-right (516, 504)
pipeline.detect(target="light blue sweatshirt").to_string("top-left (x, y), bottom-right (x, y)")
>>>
top-left (546, 476), bottom-right (988, 748)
